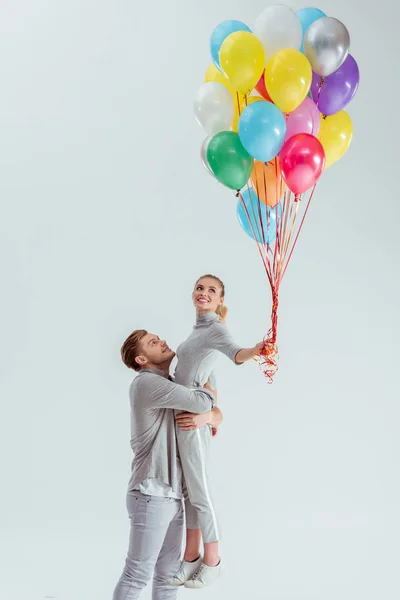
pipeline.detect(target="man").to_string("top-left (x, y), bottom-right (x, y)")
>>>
top-left (113, 329), bottom-right (222, 600)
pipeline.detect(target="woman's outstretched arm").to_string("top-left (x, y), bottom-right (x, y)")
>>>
top-left (235, 342), bottom-right (264, 364)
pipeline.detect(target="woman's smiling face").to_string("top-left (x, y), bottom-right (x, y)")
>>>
top-left (192, 276), bottom-right (224, 313)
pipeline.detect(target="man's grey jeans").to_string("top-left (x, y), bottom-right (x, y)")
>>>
top-left (113, 491), bottom-right (184, 600)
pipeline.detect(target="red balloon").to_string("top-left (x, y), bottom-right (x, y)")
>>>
top-left (255, 70), bottom-right (272, 102)
top-left (280, 133), bottom-right (325, 195)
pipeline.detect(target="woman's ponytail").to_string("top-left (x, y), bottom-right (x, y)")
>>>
top-left (216, 304), bottom-right (228, 322)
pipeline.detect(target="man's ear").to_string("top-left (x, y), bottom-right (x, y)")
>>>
top-left (135, 355), bottom-right (147, 368)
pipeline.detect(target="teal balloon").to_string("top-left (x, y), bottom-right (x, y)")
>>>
top-left (296, 8), bottom-right (326, 53)
top-left (207, 132), bottom-right (253, 191)
top-left (238, 101), bottom-right (286, 163)
top-left (237, 188), bottom-right (282, 245)
top-left (210, 20), bottom-right (251, 69)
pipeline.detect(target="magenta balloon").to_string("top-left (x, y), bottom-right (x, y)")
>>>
top-left (280, 133), bottom-right (325, 195)
top-left (311, 54), bottom-right (360, 116)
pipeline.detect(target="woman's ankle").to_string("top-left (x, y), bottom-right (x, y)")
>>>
top-left (184, 528), bottom-right (202, 562)
top-left (203, 541), bottom-right (219, 567)
top-left (183, 551), bottom-right (201, 562)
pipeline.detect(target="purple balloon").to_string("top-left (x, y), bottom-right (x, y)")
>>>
top-left (310, 54), bottom-right (360, 116)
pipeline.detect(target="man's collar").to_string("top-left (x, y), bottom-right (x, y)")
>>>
top-left (139, 367), bottom-right (171, 379)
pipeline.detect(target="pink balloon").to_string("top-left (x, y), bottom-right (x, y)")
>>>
top-left (280, 133), bottom-right (325, 195)
top-left (284, 97), bottom-right (320, 143)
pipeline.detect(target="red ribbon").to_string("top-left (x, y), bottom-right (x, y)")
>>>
top-left (238, 171), bottom-right (318, 383)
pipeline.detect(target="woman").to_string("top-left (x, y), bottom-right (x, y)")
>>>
top-left (168, 274), bottom-right (263, 589)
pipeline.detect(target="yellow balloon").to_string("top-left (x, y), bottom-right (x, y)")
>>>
top-left (205, 63), bottom-right (236, 96)
top-left (318, 110), bottom-right (353, 168)
top-left (232, 96), bottom-right (263, 132)
top-left (265, 49), bottom-right (312, 113)
top-left (220, 31), bottom-right (265, 96)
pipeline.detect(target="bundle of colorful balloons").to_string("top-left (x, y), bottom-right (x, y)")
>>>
top-left (195, 5), bottom-right (358, 201)
top-left (194, 5), bottom-right (359, 381)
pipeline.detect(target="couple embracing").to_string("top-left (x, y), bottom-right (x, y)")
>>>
top-left (113, 274), bottom-right (262, 599)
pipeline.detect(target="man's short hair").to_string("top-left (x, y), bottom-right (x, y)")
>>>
top-left (121, 329), bottom-right (148, 371)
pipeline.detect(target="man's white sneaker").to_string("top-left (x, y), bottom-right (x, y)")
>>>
top-left (167, 556), bottom-right (202, 587)
top-left (184, 559), bottom-right (222, 588)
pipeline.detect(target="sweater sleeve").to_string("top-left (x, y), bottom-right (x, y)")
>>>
top-left (208, 322), bottom-right (243, 363)
top-left (137, 374), bottom-right (214, 413)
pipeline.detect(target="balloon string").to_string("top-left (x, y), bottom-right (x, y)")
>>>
top-left (316, 76), bottom-right (325, 109)
top-left (278, 188), bottom-right (292, 280)
top-left (244, 163), bottom-right (281, 383)
top-left (236, 92), bottom-right (242, 117)
top-left (237, 191), bottom-right (273, 285)
top-left (272, 160), bottom-right (280, 282)
top-left (240, 170), bottom-right (318, 383)
top-left (245, 181), bottom-right (266, 249)
top-left (280, 183), bottom-right (317, 283)
top-left (258, 174), bottom-right (267, 247)
top-left (256, 288), bottom-right (279, 384)
top-left (281, 194), bottom-right (301, 268)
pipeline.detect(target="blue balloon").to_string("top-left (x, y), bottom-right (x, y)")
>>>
top-left (238, 101), bottom-right (286, 163)
top-left (237, 188), bottom-right (282, 245)
top-left (296, 8), bottom-right (327, 53)
top-left (210, 20), bottom-right (251, 69)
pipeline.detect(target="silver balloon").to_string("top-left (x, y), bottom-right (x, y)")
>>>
top-left (304, 17), bottom-right (350, 77)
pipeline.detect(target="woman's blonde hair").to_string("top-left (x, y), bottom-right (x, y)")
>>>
top-left (195, 274), bottom-right (228, 322)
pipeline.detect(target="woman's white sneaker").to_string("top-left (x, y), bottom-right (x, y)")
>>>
top-left (184, 559), bottom-right (222, 588)
top-left (167, 556), bottom-right (202, 586)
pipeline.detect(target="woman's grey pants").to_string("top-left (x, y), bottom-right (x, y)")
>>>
top-left (177, 425), bottom-right (220, 544)
top-left (113, 492), bottom-right (184, 600)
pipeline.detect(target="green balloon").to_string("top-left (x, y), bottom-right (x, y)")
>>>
top-left (206, 131), bottom-right (253, 190)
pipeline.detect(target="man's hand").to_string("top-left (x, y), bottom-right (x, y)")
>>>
top-left (175, 411), bottom-right (211, 431)
top-left (175, 406), bottom-right (223, 431)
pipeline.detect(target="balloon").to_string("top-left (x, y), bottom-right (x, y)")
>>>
top-left (200, 137), bottom-right (214, 176)
top-left (304, 17), bottom-right (350, 77)
top-left (238, 100), bottom-right (286, 162)
top-left (205, 63), bottom-right (246, 129)
top-left (265, 49), bottom-right (312, 113)
top-left (318, 110), bottom-right (353, 168)
top-left (232, 96), bottom-right (263, 132)
top-left (250, 158), bottom-right (286, 208)
top-left (207, 131), bottom-right (254, 190)
top-left (280, 133), bottom-right (325, 194)
top-left (254, 5), bottom-right (302, 62)
top-left (310, 54), bottom-right (360, 115)
top-left (237, 188), bottom-right (282, 244)
top-left (296, 7), bottom-right (326, 53)
top-left (284, 97), bottom-right (320, 142)
top-left (193, 82), bottom-right (235, 135)
top-left (255, 70), bottom-right (272, 101)
top-left (210, 20), bottom-right (251, 70)
top-left (219, 31), bottom-right (265, 95)
top-left (205, 63), bottom-right (236, 96)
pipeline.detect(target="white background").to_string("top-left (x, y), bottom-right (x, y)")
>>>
top-left (0, 1), bottom-right (399, 599)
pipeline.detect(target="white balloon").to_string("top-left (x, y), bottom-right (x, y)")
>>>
top-left (254, 5), bottom-right (302, 63)
top-left (193, 82), bottom-right (234, 136)
top-left (200, 137), bottom-right (214, 177)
